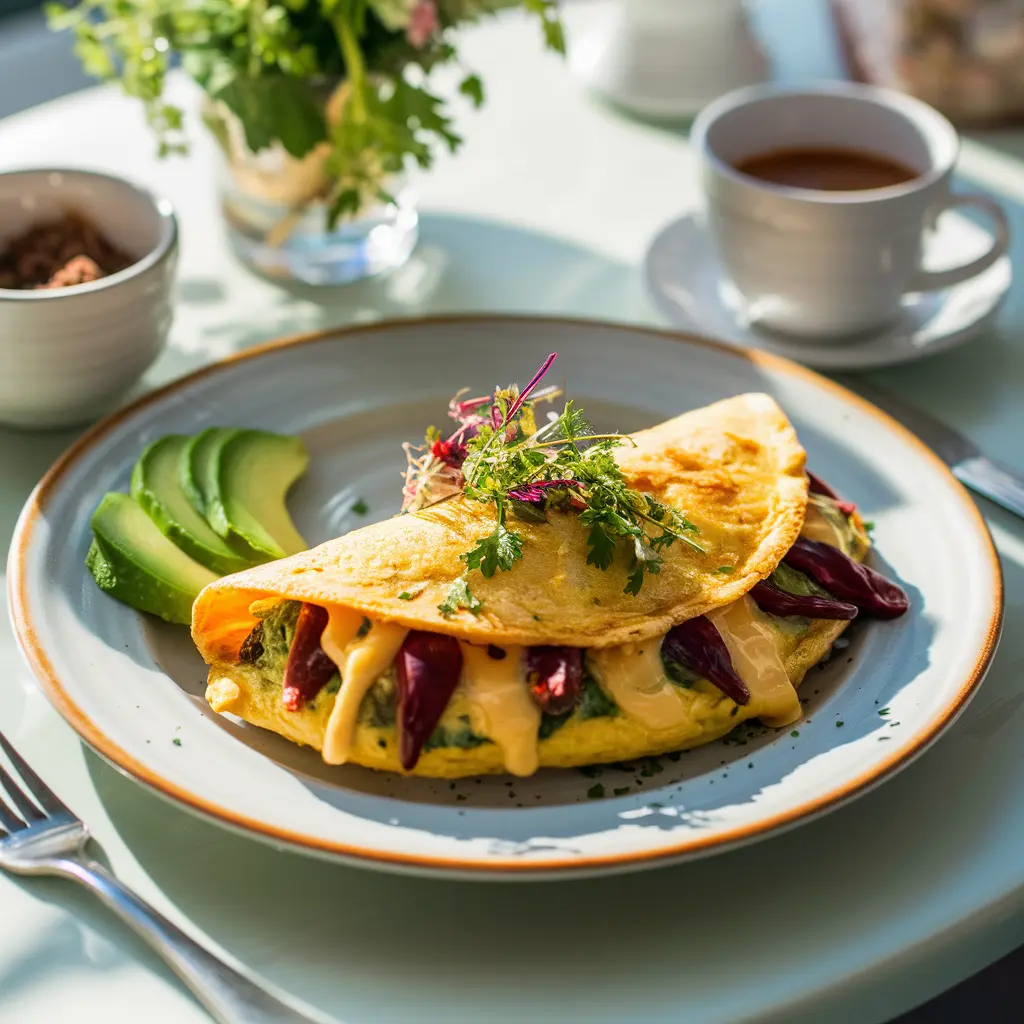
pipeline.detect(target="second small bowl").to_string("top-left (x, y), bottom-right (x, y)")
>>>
top-left (0, 168), bottom-right (178, 429)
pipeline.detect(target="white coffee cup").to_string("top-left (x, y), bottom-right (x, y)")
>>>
top-left (690, 82), bottom-right (1010, 338)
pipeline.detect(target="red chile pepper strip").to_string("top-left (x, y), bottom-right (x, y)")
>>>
top-left (281, 603), bottom-right (336, 712)
top-left (396, 631), bottom-right (464, 771)
top-left (784, 538), bottom-right (909, 620)
top-left (525, 646), bottom-right (583, 716)
top-left (662, 617), bottom-right (750, 706)
top-left (750, 579), bottom-right (858, 621)
top-left (807, 471), bottom-right (857, 516)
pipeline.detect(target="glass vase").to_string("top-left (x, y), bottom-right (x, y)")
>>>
top-left (205, 97), bottom-right (419, 286)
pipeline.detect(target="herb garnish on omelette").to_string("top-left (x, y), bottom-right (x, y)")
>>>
top-left (404, 353), bottom-right (704, 612)
top-left (193, 359), bottom-right (909, 779)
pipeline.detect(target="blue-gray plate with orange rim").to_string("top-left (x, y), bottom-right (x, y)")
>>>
top-left (6, 316), bottom-right (1002, 878)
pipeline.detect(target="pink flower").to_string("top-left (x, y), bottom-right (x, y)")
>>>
top-left (406, 0), bottom-right (439, 48)
top-left (431, 437), bottom-right (468, 468)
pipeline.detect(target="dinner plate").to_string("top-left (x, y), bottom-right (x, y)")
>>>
top-left (7, 316), bottom-right (1001, 878)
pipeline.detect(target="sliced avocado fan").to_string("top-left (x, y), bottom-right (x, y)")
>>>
top-left (88, 427), bottom-right (310, 624)
top-left (131, 435), bottom-right (255, 576)
top-left (88, 493), bottom-right (217, 625)
top-left (202, 430), bottom-right (309, 560)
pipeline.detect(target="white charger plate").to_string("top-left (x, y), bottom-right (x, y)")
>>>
top-left (7, 316), bottom-right (1001, 878)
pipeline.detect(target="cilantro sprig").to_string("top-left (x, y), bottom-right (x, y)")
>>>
top-left (463, 521), bottom-right (524, 578)
top-left (456, 356), bottom-right (705, 598)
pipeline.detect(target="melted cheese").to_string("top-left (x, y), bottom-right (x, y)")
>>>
top-left (588, 642), bottom-right (690, 731)
top-left (321, 609), bottom-right (409, 764)
top-left (802, 502), bottom-right (845, 551)
top-left (707, 596), bottom-right (800, 727)
top-left (314, 589), bottom-right (805, 766)
top-left (318, 605), bottom-right (365, 669)
top-left (459, 644), bottom-right (540, 776)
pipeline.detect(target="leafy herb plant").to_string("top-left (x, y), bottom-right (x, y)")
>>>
top-left (47, 0), bottom-right (563, 225)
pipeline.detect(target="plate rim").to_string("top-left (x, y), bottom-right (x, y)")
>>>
top-left (6, 314), bottom-right (1004, 876)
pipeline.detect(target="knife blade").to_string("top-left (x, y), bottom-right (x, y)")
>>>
top-left (835, 376), bottom-right (1024, 522)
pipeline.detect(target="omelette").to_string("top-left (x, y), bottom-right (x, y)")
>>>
top-left (192, 390), bottom-right (908, 778)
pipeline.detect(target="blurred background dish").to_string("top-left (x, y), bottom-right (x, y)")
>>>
top-left (834, 0), bottom-right (1024, 127)
top-left (570, 0), bottom-right (769, 118)
top-left (0, 168), bottom-right (177, 428)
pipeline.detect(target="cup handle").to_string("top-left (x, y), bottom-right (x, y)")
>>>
top-left (910, 194), bottom-right (1010, 293)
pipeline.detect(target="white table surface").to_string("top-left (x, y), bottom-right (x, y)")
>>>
top-left (2, 2), bottom-right (1024, 1022)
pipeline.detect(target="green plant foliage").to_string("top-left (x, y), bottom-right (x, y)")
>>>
top-left (46, 0), bottom-right (563, 223)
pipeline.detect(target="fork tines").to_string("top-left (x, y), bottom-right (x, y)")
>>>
top-left (0, 731), bottom-right (71, 835)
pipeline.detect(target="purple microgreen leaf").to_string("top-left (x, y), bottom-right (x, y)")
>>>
top-left (506, 478), bottom-right (581, 504)
top-left (505, 352), bottom-right (557, 424)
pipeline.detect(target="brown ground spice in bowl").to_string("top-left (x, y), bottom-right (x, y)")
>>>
top-left (0, 211), bottom-right (135, 290)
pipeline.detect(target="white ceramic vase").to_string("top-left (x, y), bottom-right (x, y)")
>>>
top-left (571, 0), bottom-right (769, 119)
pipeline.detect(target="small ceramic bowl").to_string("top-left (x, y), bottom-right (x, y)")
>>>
top-left (0, 168), bottom-right (178, 429)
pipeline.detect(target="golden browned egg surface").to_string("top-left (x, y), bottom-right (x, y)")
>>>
top-left (192, 394), bottom-right (808, 659)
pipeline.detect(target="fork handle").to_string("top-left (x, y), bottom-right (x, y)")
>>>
top-left (54, 857), bottom-right (329, 1024)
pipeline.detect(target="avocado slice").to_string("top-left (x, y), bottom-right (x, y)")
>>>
top-left (88, 493), bottom-right (217, 625)
top-left (203, 430), bottom-right (309, 560)
top-left (131, 435), bottom-right (255, 576)
top-left (181, 427), bottom-right (232, 517)
top-left (182, 427), bottom-right (270, 563)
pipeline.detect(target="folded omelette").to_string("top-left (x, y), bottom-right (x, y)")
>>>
top-left (192, 393), bottom-right (884, 778)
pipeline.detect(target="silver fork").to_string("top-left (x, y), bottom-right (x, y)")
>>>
top-left (0, 730), bottom-right (331, 1024)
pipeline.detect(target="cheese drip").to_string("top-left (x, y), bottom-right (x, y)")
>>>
top-left (321, 608), bottom-right (408, 764)
top-left (708, 597), bottom-right (800, 727)
top-left (459, 644), bottom-right (540, 776)
top-left (588, 642), bottom-right (691, 732)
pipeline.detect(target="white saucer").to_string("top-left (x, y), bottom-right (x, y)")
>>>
top-left (644, 209), bottom-right (1012, 371)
